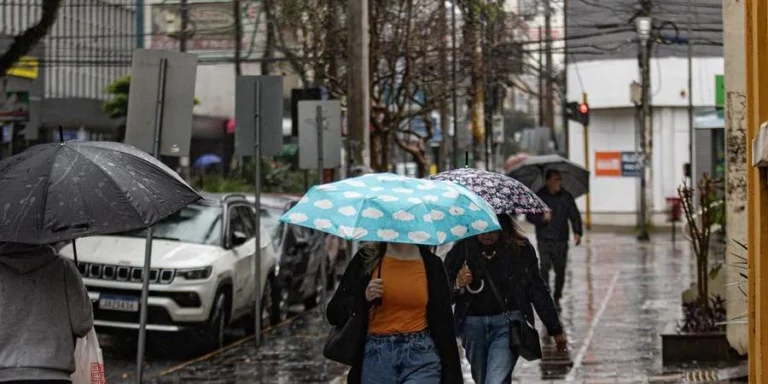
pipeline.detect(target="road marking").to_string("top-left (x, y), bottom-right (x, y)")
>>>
top-left (565, 270), bottom-right (621, 382)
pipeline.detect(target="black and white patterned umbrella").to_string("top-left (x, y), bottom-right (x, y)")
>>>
top-left (428, 168), bottom-right (550, 215)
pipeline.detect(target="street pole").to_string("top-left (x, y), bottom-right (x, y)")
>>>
top-left (179, 0), bottom-right (188, 52)
top-left (538, 26), bottom-right (544, 127)
top-left (545, 0), bottom-right (555, 132)
top-left (451, 0), bottom-right (459, 169)
top-left (136, 58), bottom-right (167, 384)
top-left (315, 105), bottom-right (327, 313)
top-left (562, 0), bottom-right (569, 156)
top-left (438, 0), bottom-right (449, 172)
top-left (687, 0), bottom-right (694, 187)
top-left (582, 92), bottom-right (591, 231)
top-left (252, 82), bottom-right (263, 346)
top-left (234, 0), bottom-right (242, 76)
top-left (135, 0), bottom-right (144, 48)
top-left (636, 11), bottom-right (652, 242)
top-left (348, 0), bottom-right (370, 168)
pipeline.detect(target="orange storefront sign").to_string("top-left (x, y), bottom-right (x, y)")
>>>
top-left (595, 151), bottom-right (622, 177)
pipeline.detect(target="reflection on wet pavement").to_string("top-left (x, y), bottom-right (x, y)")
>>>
top-left (150, 233), bottom-right (747, 383)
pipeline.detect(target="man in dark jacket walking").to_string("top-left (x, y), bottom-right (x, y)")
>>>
top-left (526, 169), bottom-right (583, 310)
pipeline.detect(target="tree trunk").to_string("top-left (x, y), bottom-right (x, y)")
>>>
top-left (469, 9), bottom-right (485, 170)
top-left (0, 0), bottom-right (62, 75)
top-left (261, 0), bottom-right (276, 75)
top-left (437, 0), bottom-right (449, 172)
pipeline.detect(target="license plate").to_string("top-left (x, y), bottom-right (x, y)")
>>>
top-left (99, 295), bottom-right (139, 312)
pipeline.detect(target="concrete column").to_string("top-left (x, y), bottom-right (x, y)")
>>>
top-left (745, 0), bottom-right (768, 381)
top-left (723, 0), bottom-right (748, 356)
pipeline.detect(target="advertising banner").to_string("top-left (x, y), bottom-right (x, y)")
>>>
top-left (595, 151), bottom-right (641, 177)
top-left (150, 2), bottom-right (238, 51)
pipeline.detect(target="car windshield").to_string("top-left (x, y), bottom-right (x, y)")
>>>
top-left (119, 203), bottom-right (223, 245)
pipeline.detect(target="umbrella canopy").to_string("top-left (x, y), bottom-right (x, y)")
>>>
top-left (507, 154), bottom-right (590, 198)
top-left (279, 173), bottom-right (500, 245)
top-left (428, 168), bottom-right (550, 215)
top-left (194, 154), bottom-right (222, 168)
top-left (0, 141), bottom-right (202, 244)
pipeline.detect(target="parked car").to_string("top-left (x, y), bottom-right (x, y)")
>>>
top-left (256, 193), bottom-right (337, 309)
top-left (58, 194), bottom-right (282, 348)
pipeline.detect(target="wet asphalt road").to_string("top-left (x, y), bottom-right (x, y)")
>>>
top-left (126, 231), bottom-right (746, 383)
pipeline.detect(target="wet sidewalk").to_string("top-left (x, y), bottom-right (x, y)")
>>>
top-left (149, 233), bottom-right (744, 383)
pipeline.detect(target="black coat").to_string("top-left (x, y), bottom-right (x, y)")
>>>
top-left (326, 247), bottom-right (462, 384)
top-left (526, 188), bottom-right (583, 242)
top-left (444, 238), bottom-right (563, 337)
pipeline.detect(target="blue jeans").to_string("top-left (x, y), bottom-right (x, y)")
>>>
top-left (461, 313), bottom-right (522, 384)
top-left (361, 330), bottom-right (441, 384)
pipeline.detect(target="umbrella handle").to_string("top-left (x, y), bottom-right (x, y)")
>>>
top-left (465, 152), bottom-right (469, 168)
top-left (71, 239), bottom-right (78, 264)
top-left (58, 126), bottom-right (64, 143)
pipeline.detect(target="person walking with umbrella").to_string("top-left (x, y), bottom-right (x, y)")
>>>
top-left (280, 173), bottom-right (502, 383)
top-left (0, 242), bottom-right (93, 384)
top-left (445, 215), bottom-right (567, 383)
top-left (526, 169), bottom-right (583, 310)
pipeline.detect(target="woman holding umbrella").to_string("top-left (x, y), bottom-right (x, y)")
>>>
top-left (430, 168), bottom-right (567, 383)
top-left (445, 215), bottom-right (566, 383)
top-left (279, 173), bottom-right (503, 383)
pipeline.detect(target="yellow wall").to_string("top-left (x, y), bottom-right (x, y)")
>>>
top-left (745, 0), bottom-right (768, 381)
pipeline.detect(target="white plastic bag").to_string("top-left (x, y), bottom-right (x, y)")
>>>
top-left (71, 328), bottom-right (106, 384)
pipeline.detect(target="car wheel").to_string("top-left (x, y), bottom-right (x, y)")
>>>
top-left (206, 290), bottom-right (229, 349)
top-left (263, 273), bottom-right (285, 327)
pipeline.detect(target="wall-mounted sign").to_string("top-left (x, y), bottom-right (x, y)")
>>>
top-left (6, 56), bottom-right (38, 79)
top-left (0, 92), bottom-right (30, 122)
top-left (595, 151), bottom-right (640, 177)
top-left (150, 2), bottom-right (239, 51)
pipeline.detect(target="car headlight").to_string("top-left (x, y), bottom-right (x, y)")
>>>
top-left (176, 267), bottom-right (213, 280)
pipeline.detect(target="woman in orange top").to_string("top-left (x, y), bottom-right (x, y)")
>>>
top-left (327, 242), bottom-right (462, 384)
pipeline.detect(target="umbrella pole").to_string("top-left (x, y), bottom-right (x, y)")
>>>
top-left (71, 240), bottom-right (78, 264)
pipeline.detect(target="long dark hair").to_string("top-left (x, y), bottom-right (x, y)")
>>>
top-left (497, 214), bottom-right (527, 252)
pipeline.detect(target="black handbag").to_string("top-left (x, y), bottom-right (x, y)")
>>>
top-left (323, 260), bottom-right (383, 365)
top-left (479, 261), bottom-right (543, 361)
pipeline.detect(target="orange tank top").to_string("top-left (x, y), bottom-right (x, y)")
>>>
top-left (368, 256), bottom-right (429, 335)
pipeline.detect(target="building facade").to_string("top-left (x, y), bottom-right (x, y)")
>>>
top-left (565, 0), bottom-right (724, 226)
top-left (0, 0), bottom-right (136, 152)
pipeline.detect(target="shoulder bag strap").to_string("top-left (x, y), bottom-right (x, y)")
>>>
top-left (477, 259), bottom-right (510, 314)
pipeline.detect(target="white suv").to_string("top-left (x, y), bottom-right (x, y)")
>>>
top-left (58, 194), bottom-right (282, 347)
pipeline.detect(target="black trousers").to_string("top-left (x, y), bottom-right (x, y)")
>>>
top-left (538, 240), bottom-right (569, 300)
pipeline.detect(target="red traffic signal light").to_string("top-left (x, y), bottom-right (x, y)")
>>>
top-left (578, 103), bottom-right (589, 114)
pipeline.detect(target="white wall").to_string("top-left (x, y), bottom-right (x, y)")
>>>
top-left (566, 57), bottom-right (722, 226)
top-left (568, 57), bottom-right (724, 109)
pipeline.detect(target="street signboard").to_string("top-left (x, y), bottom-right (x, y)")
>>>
top-left (125, 49), bottom-right (198, 157)
top-left (715, 74), bottom-right (724, 108)
top-left (234, 76), bottom-right (284, 157)
top-left (298, 100), bottom-right (342, 170)
top-left (595, 151), bottom-right (641, 177)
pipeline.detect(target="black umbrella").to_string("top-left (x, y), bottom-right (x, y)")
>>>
top-left (0, 141), bottom-right (202, 245)
top-left (507, 154), bottom-right (590, 198)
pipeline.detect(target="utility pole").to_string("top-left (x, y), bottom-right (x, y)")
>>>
top-left (438, 0), bottom-right (449, 172)
top-left (538, 26), bottom-right (544, 126)
top-left (179, 0), bottom-right (188, 52)
top-left (234, 0), bottom-right (242, 76)
top-left (451, 0), bottom-right (459, 169)
top-left (544, 0), bottom-right (555, 132)
top-left (583, 92), bottom-right (591, 230)
top-left (636, 7), bottom-right (652, 242)
top-left (348, 0), bottom-right (371, 168)
top-left (687, 0), bottom-right (694, 186)
top-left (562, 0), bottom-right (569, 156)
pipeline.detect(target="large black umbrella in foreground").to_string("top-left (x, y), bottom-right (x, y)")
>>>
top-left (507, 154), bottom-right (590, 199)
top-left (0, 141), bottom-right (201, 245)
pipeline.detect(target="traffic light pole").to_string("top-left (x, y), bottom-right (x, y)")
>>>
top-left (582, 92), bottom-right (591, 231)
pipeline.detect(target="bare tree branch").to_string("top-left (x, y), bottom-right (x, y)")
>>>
top-left (0, 0), bottom-right (62, 76)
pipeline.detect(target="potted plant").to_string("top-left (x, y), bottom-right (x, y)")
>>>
top-left (661, 174), bottom-right (739, 364)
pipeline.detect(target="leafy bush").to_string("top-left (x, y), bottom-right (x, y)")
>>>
top-left (679, 295), bottom-right (727, 333)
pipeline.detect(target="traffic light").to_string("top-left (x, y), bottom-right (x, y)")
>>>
top-left (565, 101), bottom-right (590, 125)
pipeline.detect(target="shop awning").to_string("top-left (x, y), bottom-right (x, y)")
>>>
top-left (694, 109), bottom-right (725, 130)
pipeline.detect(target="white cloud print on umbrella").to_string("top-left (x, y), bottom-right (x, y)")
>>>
top-left (279, 173), bottom-right (501, 245)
